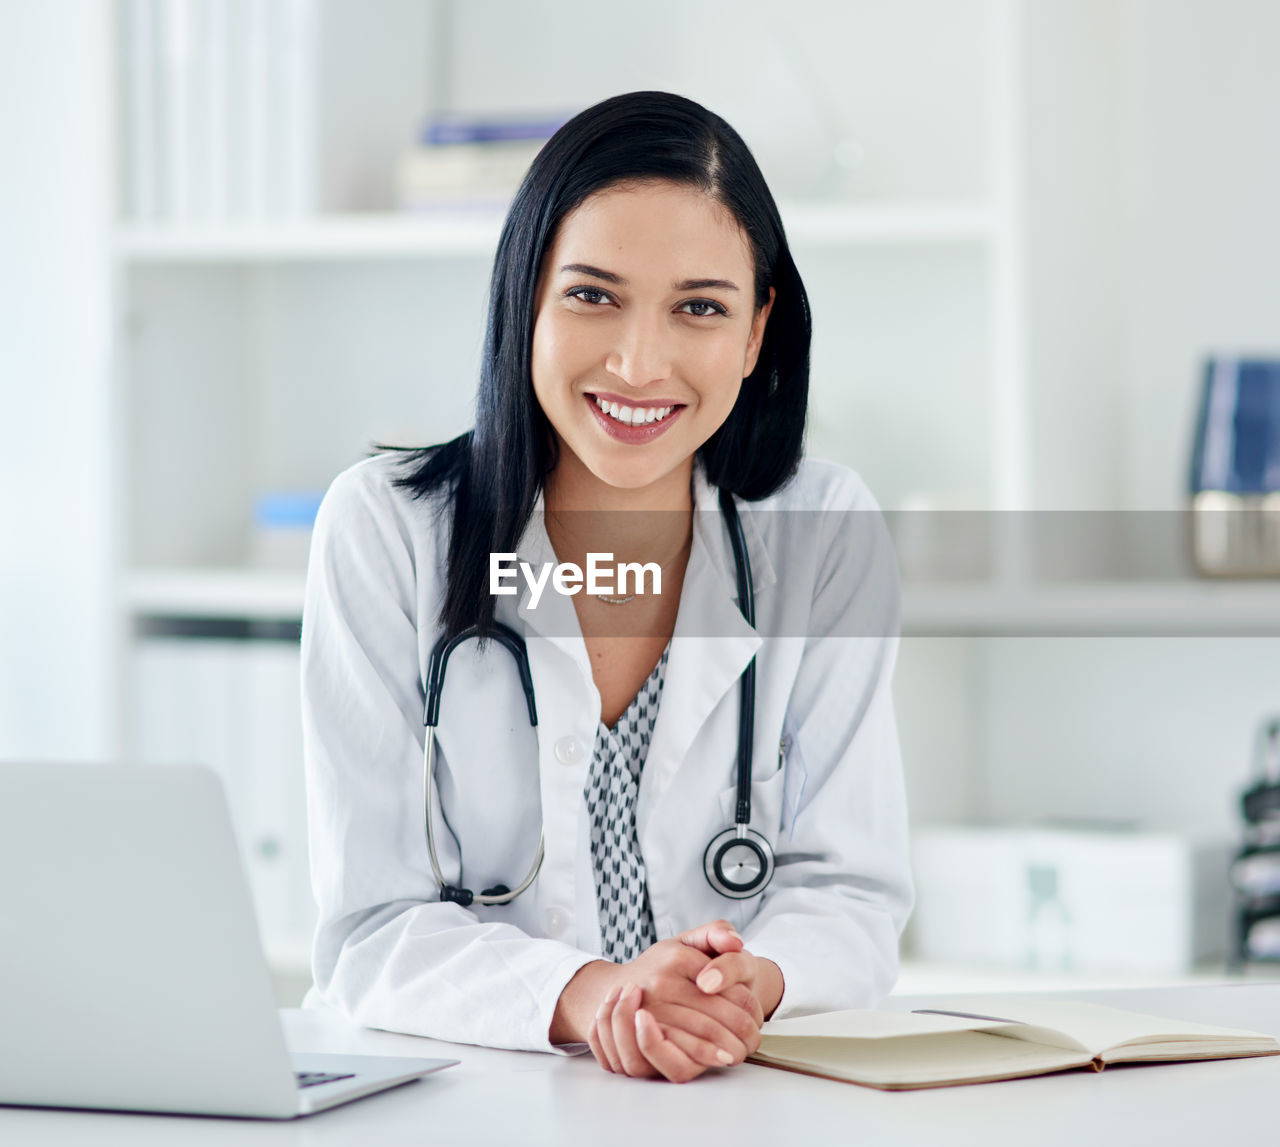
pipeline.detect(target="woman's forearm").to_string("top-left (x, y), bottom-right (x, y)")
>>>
top-left (550, 960), bottom-right (623, 1045)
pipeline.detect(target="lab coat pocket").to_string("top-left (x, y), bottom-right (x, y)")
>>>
top-left (716, 734), bottom-right (805, 847)
top-left (717, 754), bottom-right (788, 847)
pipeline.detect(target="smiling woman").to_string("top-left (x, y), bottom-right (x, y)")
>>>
top-left (300, 91), bottom-right (912, 1084)
top-left (531, 181), bottom-right (773, 494)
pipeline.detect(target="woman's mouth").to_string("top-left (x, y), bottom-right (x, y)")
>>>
top-left (585, 393), bottom-right (685, 443)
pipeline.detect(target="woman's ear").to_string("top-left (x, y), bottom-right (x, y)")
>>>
top-left (742, 286), bottom-right (776, 378)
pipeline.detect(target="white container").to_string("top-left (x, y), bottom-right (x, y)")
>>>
top-left (909, 825), bottom-right (1233, 974)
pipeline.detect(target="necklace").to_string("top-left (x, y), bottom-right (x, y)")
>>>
top-left (595, 590), bottom-right (637, 606)
top-left (547, 476), bottom-right (696, 606)
top-left (588, 524), bottom-right (691, 604)
top-left (594, 533), bottom-right (690, 604)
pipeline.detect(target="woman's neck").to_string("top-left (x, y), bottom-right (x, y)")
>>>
top-left (542, 453), bottom-right (695, 571)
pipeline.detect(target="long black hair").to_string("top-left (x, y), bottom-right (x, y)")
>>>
top-left (389, 90), bottom-right (811, 640)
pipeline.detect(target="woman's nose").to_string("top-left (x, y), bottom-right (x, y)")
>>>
top-left (603, 313), bottom-right (673, 389)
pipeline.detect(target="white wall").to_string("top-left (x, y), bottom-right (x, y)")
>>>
top-left (895, 637), bottom-right (982, 826)
top-left (960, 0), bottom-right (1280, 838)
top-left (977, 637), bottom-right (1280, 838)
top-left (1123, 0), bottom-right (1280, 509)
top-left (1020, 0), bottom-right (1130, 510)
top-left (447, 0), bottom-right (990, 204)
top-left (0, 3), bottom-right (116, 759)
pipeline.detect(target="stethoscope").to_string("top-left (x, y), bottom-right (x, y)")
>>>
top-left (421, 486), bottom-right (775, 908)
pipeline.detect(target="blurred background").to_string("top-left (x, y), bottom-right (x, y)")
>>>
top-left (4, 0), bottom-right (1280, 1006)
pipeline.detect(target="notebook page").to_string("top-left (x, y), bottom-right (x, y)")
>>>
top-left (760, 1009), bottom-right (1018, 1040)
top-left (755, 1030), bottom-right (1090, 1089)
top-left (935, 997), bottom-right (1274, 1057)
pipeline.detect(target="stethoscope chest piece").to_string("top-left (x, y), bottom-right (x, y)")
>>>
top-left (703, 826), bottom-right (775, 899)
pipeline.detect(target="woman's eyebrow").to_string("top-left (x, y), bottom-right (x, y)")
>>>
top-left (559, 263), bottom-right (739, 292)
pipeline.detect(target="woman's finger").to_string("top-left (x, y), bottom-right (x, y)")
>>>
top-left (695, 951), bottom-right (754, 995)
top-left (635, 1009), bottom-right (706, 1084)
top-left (696, 991), bottom-right (762, 1056)
top-left (610, 983), bottom-right (658, 1078)
top-left (720, 982), bottom-right (765, 1028)
top-left (654, 1018), bottom-right (736, 1070)
top-left (585, 1008), bottom-right (613, 1073)
top-left (677, 919), bottom-right (743, 956)
top-left (593, 985), bottom-right (624, 1074)
top-left (642, 999), bottom-right (753, 1063)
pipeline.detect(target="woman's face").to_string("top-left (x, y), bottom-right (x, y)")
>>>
top-left (531, 180), bottom-right (774, 497)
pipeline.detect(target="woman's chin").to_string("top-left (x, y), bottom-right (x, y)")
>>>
top-left (580, 450), bottom-right (688, 496)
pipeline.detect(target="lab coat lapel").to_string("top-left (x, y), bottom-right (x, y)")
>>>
top-left (499, 498), bottom-right (597, 899)
top-left (499, 466), bottom-right (781, 841)
top-left (509, 491), bottom-right (594, 685)
top-left (638, 463), bottom-right (777, 832)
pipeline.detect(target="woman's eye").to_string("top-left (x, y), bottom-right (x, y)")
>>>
top-left (680, 299), bottom-right (727, 318)
top-left (567, 287), bottom-right (612, 306)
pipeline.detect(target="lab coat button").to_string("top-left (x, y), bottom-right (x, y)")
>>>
top-left (545, 906), bottom-right (571, 936)
top-left (554, 736), bottom-right (585, 766)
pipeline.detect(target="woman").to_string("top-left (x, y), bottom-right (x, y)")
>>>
top-left (301, 91), bottom-right (912, 1083)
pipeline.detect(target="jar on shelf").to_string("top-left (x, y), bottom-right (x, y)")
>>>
top-left (1188, 357), bottom-right (1280, 577)
top-left (251, 492), bottom-right (325, 570)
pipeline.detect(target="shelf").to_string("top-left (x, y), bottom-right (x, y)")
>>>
top-left (891, 958), bottom-right (1257, 998)
top-left (782, 202), bottom-right (996, 246)
top-left (901, 581), bottom-right (1280, 636)
top-left (124, 568), bottom-right (1280, 635)
top-left (114, 203), bottom-right (996, 264)
top-left (115, 211), bottom-right (505, 262)
top-left (126, 568), bottom-right (307, 620)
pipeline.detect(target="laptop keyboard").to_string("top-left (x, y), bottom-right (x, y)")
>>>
top-left (295, 1070), bottom-right (356, 1089)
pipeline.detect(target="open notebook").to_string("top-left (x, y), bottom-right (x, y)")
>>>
top-left (749, 997), bottom-right (1280, 1090)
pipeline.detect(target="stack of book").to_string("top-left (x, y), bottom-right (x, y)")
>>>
top-left (395, 113), bottom-right (570, 211)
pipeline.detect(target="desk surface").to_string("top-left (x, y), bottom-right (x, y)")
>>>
top-left (5, 983), bottom-right (1280, 1146)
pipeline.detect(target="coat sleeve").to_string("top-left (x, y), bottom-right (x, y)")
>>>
top-left (300, 461), bottom-right (596, 1052)
top-left (738, 468), bottom-right (914, 1019)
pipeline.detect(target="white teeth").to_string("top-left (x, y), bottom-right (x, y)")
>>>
top-left (593, 396), bottom-right (675, 426)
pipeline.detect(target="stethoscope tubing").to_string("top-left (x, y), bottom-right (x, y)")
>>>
top-left (423, 729), bottom-right (545, 907)
top-left (421, 486), bottom-right (773, 906)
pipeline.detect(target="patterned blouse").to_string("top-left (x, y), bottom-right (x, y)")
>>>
top-left (583, 642), bottom-right (670, 962)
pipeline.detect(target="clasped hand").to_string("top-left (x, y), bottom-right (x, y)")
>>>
top-left (583, 920), bottom-right (775, 1083)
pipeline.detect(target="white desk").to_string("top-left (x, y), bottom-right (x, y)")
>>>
top-left (4, 984), bottom-right (1279, 1146)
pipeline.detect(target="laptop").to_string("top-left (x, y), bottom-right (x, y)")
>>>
top-left (0, 762), bottom-right (457, 1119)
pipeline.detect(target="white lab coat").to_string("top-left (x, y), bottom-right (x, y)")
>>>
top-left (300, 451), bottom-right (913, 1053)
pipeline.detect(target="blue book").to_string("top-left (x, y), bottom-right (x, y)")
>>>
top-left (421, 113), bottom-right (570, 146)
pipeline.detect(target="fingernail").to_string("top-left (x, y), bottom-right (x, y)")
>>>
top-left (697, 970), bottom-right (722, 992)
top-left (716, 1048), bottom-right (733, 1065)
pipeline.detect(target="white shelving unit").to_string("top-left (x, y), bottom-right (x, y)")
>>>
top-left (109, 0), bottom-right (1278, 991)
top-left (124, 567), bottom-right (1280, 637)
top-left (115, 202), bottom-right (999, 263)
top-left (108, 0), bottom-right (1027, 982)
top-left (125, 568), bottom-right (309, 621)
